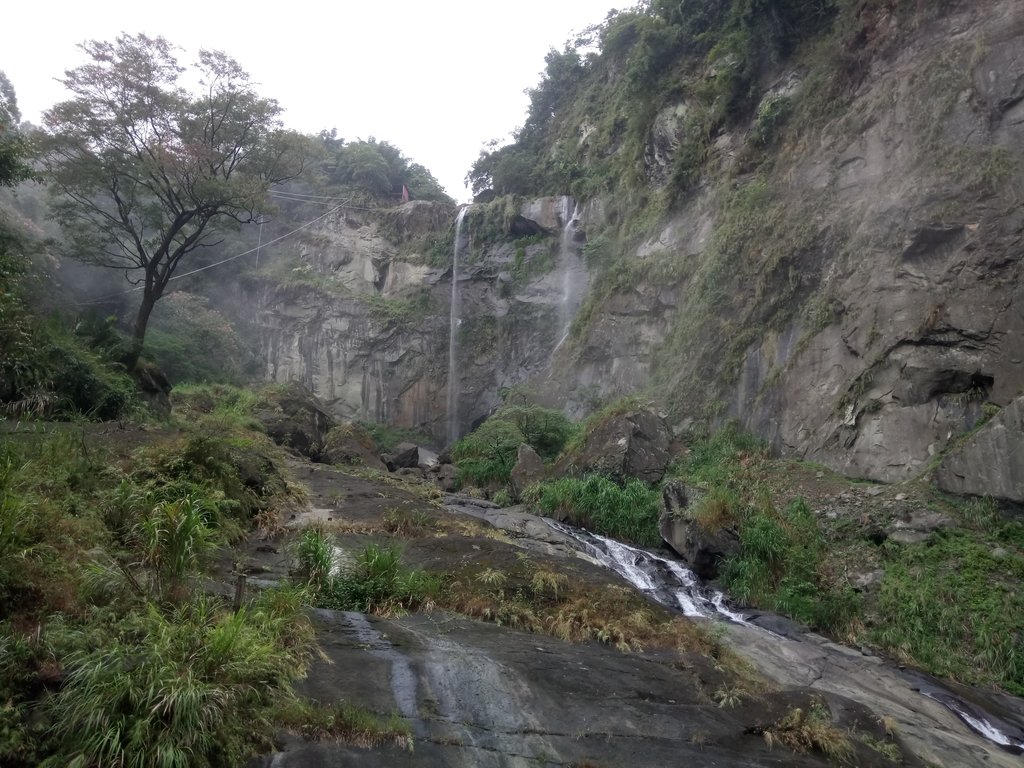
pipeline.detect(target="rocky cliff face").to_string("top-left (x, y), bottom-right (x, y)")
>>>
top-left (233, 0), bottom-right (1022, 499)
top-left (544, 0), bottom-right (1024, 491)
top-left (243, 197), bottom-right (591, 445)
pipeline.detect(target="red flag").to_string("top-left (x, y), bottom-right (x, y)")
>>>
top-left (402, 185), bottom-right (409, 202)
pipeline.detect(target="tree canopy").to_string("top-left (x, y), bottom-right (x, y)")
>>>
top-left (0, 71), bottom-right (35, 187)
top-left (41, 34), bottom-right (308, 367)
top-left (317, 131), bottom-right (452, 203)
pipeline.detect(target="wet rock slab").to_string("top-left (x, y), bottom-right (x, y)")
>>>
top-left (257, 610), bottom-right (849, 768)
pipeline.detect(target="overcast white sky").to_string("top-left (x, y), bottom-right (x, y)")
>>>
top-left (5, 1), bottom-right (624, 202)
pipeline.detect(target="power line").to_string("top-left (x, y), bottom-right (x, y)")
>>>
top-left (270, 189), bottom-right (352, 201)
top-left (73, 203), bottom-right (346, 306)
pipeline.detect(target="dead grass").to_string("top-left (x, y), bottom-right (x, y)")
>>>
top-left (441, 566), bottom-right (723, 658)
top-left (753, 700), bottom-right (854, 763)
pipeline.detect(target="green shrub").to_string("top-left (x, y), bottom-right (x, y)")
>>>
top-left (316, 543), bottom-right (438, 615)
top-left (134, 493), bottom-right (218, 602)
top-left (452, 419), bottom-right (525, 489)
top-left (871, 530), bottom-right (1024, 695)
top-left (357, 421), bottom-right (431, 454)
top-left (527, 474), bottom-right (662, 547)
top-left (1, 314), bottom-right (138, 420)
top-left (723, 499), bottom-right (858, 633)
top-left (296, 528), bottom-right (336, 592)
top-left (673, 422), bottom-right (766, 488)
top-left (0, 434), bottom-right (105, 617)
top-left (491, 404), bottom-right (576, 460)
top-left (44, 590), bottom-right (315, 768)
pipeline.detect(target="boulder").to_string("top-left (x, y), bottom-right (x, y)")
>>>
top-left (659, 479), bottom-right (740, 580)
top-left (886, 509), bottom-right (953, 545)
top-left (934, 396), bottom-right (1024, 504)
top-left (433, 463), bottom-right (459, 493)
top-left (510, 444), bottom-right (546, 499)
top-left (322, 424), bottom-right (388, 472)
top-left (253, 382), bottom-right (335, 461)
top-left (384, 442), bottom-right (421, 471)
top-left (556, 408), bottom-right (672, 485)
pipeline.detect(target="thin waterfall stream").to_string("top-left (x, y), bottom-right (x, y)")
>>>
top-left (446, 207), bottom-right (469, 445)
top-left (546, 517), bottom-right (1024, 753)
top-left (552, 197), bottom-right (586, 354)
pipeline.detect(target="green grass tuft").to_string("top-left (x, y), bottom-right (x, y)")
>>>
top-left (526, 474), bottom-right (662, 547)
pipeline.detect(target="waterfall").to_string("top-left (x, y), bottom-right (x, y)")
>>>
top-left (546, 520), bottom-right (751, 625)
top-left (446, 207), bottom-right (469, 445)
top-left (552, 196), bottom-right (586, 354)
top-left (558, 197), bottom-right (580, 344)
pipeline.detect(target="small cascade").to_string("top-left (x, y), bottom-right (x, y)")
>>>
top-left (550, 518), bottom-right (1024, 754)
top-left (547, 520), bottom-right (750, 625)
top-left (446, 207), bottom-right (469, 445)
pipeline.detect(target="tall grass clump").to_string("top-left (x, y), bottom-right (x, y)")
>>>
top-left (871, 529), bottom-right (1024, 695)
top-left (134, 493), bottom-right (217, 603)
top-left (526, 475), bottom-right (662, 547)
top-left (723, 498), bottom-right (859, 633)
top-left (44, 590), bottom-right (315, 768)
top-left (296, 527), bottom-right (336, 591)
top-left (298, 538), bottom-right (438, 616)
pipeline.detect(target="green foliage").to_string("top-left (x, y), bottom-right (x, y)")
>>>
top-left (509, 238), bottom-right (558, 288)
top-left (134, 494), bottom-right (218, 602)
top-left (0, 413), bottom-right (302, 764)
top-left (723, 499), bottom-right (859, 633)
top-left (526, 475), bottom-right (662, 547)
top-left (491, 403), bottom-right (576, 460)
top-left (452, 419), bottom-right (525, 489)
top-left (171, 383), bottom-right (264, 431)
top-left (674, 422), bottom-right (766, 488)
top-left (144, 293), bottom-right (258, 385)
top-left (275, 699), bottom-right (413, 750)
top-left (0, 432), bottom-right (106, 618)
top-left (0, 72), bottom-right (35, 188)
top-left (674, 426), bottom-right (857, 633)
top-left (319, 132), bottom-right (452, 204)
top-left (0, 236), bottom-right (138, 419)
top-left (491, 488), bottom-right (513, 507)
top-left (42, 33), bottom-right (309, 366)
top-left (751, 93), bottom-right (792, 147)
top-left (296, 527), bottom-right (335, 591)
top-left (362, 289), bottom-right (433, 327)
top-left (871, 529), bottom-right (1024, 695)
top-left (452, 402), bottom-right (576, 489)
top-left (562, 394), bottom-right (652, 457)
top-left (309, 542), bottom-right (439, 615)
top-left (357, 421), bottom-right (430, 454)
top-left (44, 590), bottom-right (315, 768)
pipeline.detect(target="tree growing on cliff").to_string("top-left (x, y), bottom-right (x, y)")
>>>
top-left (41, 34), bottom-right (307, 368)
top-left (0, 71), bottom-right (35, 187)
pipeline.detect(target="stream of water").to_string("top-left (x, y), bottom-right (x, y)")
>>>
top-left (547, 518), bottom-right (1024, 753)
top-left (446, 207), bottom-right (469, 445)
top-left (547, 520), bottom-right (750, 625)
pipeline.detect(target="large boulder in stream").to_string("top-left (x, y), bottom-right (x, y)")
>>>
top-left (659, 479), bottom-right (740, 580)
top-left (555, 407), bottom-right (671, 485)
